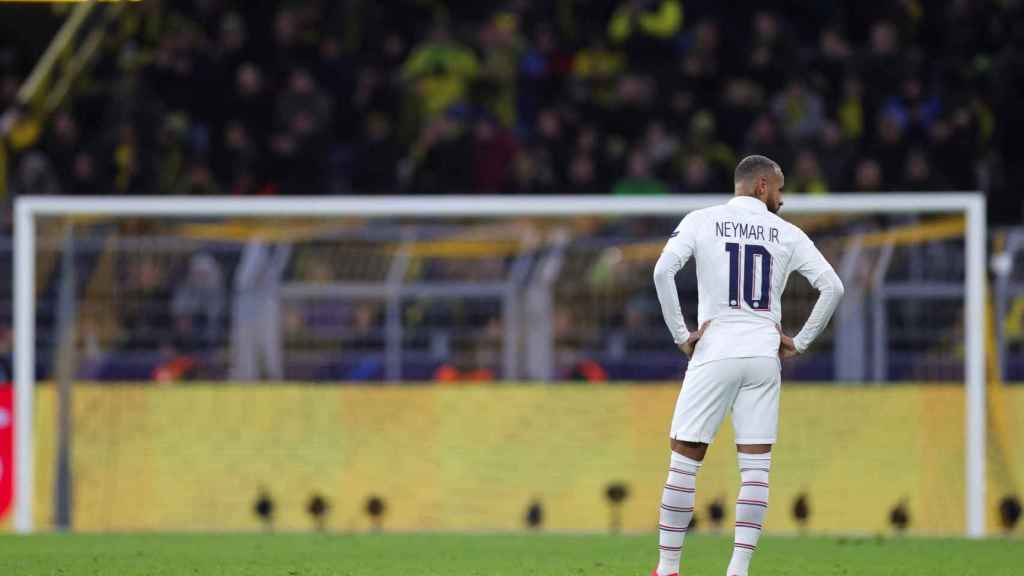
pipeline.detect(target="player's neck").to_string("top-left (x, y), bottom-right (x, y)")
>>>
top-left (730, 195), bottom-right (768, 211)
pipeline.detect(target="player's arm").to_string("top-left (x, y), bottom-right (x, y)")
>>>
top-left (781, 231), bottom-right (845, 358)
top-left (653, 212), bottom-right (705, 356)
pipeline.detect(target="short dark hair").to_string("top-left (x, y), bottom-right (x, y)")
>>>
top-left (734, 155), bottom-right (780, 182)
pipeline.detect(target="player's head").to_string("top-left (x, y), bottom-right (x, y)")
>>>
top-left (734, 155), bottom-right (784, 214)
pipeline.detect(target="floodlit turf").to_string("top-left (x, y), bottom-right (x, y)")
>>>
top-left (0, 532), bottom-right (1020, 575)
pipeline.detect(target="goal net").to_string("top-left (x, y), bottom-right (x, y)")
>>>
top-left (8, 194), bottom-right (996, 536)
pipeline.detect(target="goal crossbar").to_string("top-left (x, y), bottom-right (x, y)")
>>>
top-left (12, 193), bottom-right (987, 536)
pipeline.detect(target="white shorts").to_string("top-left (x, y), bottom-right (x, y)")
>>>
top-left (669, 356), bottom-right (781, 445)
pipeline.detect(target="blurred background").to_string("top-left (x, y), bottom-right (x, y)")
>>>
top-left (0, 0), bottom-right (1022, 537)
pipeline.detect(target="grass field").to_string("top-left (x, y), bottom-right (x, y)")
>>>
top-left (0, 533), bottom-right (1021, 575)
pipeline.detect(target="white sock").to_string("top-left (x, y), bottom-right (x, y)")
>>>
top-left (656, 451), bottom-right (701, 576)
top-left (727, 452), bottom-right (772, 576)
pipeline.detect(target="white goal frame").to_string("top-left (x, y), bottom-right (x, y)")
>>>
top-left (12, 193), bottom-right (987, 536)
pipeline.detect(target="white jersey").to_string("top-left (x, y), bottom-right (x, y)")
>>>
top-left (653, 195), bottom-right (844, 367)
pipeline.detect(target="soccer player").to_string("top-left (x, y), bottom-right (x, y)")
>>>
top-left (650, 155), bottom-right (844, 576)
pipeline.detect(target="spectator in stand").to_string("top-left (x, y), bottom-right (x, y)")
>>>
top-left (686, 19), bottom-right (721, 74)
top-left (351, 112), bottom-right (402, 194)
top-left (9, 151), bottom-right (61, 197)
top-left (882, 77), bottom-right (941, 143)
top-left (861, 21), bottom-right (904, 104)
top-left (472, 114), bottom-right (518, 193)
top-left (173, 160), bottom-right (222, 195)
top-left (613, 148), bottom-right (666, 195)
top-left (854, 158), bottom-right (884, 192)
top-left (68, 152), bottom-right (99, 196)
top-left (678, 155), bottom-right (719, 193)
top-left (572, 33), bottom-right (627, 84)
top-left (534, 107), bottom-right (568, 186)
top-left (747, 12), bottom-right (793, 94)
top-left (171, 252), bottom-right (225, 354)
top-left (742, 112), bottom-right (788, 170)
top-left (643, 120), bottom-right (678, 179)
top-left (928, 108), bottom-right (977, 190)
top-left (400, 23), bottom-right (479, 123)
top-left (216, 119), bottom-right (258, 195)
top-left (341, 303), bottom-right (385, 381)
top-left (146, 29), bottom-right (196, 117)
top-left (603, 74), bottom-right (658, 144)
top-left (508, 146), bottom-right (552, 194)
top-left (43, 111), bottom-right (80, 190)
top-left (274, 68), bottom-right (331, 194)
top-left (902, 148), bottom-right (947, 191)
top-left (608, 0), bottom-right (683, 69)
top-left (575, 125), bottom-right (601, 164)
top-left (838, 75), bottom-right (865, 142)
top-left (568, 152), bottom-right (601, 194)
top-left (107, 122), bottom-right (144, 194)
top-left (477, 11), bottom-right (525, 127)
top-left (717, 78), bottom-right (762, 150)
top-left (517, 22), bottom-right (571, 134)
top-left (155, 113), bottom-right (187, 194)
top-left (869, 112), bottom-right (909, 187)
top-left (772, 81), bottom-right (825, 143)
top-left (406, 113), bottom-right (474, 194)
top-left (672, 22), bottom-right (721, 108)
top-left (213, 12), bottom-right (250, 85)
top-left (677, 110), bottom-right (734, 186)
top-left (812, 29), bottom-right (852, 105)
top-left (791, 149), bottom-right (828, 195)
top-left (277, 68), bottom-right (331, 136)
top-left (817, 121), bottom-right (853, 190)
top-left (231, 63), bottom-right (273, 154)
top-left (120, 257), bottom-right (171, 352)
top-left (270, 8), bottom-right (318, 75)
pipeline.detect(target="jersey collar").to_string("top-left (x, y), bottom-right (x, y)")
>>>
top-left (728, 195), bottom-right (769, 214)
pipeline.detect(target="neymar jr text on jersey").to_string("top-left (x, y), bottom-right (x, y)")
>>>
top-left (715, 220), bottom-right (781, 244)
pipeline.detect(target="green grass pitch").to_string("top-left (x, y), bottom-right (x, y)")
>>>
top-left (0, 532), bottom-right (1020, 575)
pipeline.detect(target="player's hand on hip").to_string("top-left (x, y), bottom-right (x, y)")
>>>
top-left (777, 326), bottom-right (799, 359)
top-left (678, 321), bottom-right (711, 358)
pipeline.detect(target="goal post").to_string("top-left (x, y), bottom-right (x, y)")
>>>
top-left (12, 193), bottom-right (987, 536)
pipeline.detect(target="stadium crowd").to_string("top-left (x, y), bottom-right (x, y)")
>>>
top-left (2, 1), bottom-right (1024, 382)
top-left (1, 0), bottom-right (1023, 223)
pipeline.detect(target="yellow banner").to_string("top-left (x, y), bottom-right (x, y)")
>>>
top-left (5, 384), bottom-right (1021, 534)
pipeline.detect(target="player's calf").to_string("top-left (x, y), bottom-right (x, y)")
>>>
top-left (655, 450), bottom-right (702, 576)
top-left (727, 451), bottom-right (772, 576)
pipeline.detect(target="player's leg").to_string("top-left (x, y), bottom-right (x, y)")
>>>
top-left (654, 361), bottom-right (741, 576)
top-left (728, 445), bottom-right (771, 576)
top-left (726, 357), bottom-right (781, 576)
top-left (654, 440), bottom-right (702, 576)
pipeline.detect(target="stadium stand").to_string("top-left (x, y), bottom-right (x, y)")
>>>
top-left (1, 1), bottom-right (1024, 382)
top-left (0, 2), bottom-right (1021, 206)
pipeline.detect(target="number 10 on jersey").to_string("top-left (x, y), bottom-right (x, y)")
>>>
top-left (725, 242), bottom-right (772, 311)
